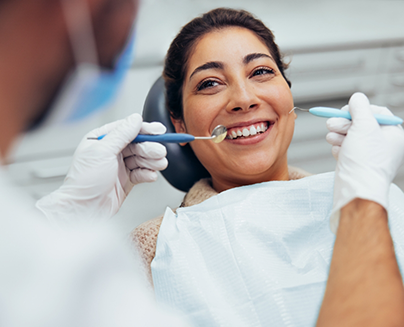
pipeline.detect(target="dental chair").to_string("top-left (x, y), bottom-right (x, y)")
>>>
top-left (142, 76), bottom-right (210, 192)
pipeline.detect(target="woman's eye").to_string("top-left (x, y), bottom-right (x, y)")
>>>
top-left (252, 67), bottom-right (275, 77)
top-left (197, 79), bottom-right (219, 91)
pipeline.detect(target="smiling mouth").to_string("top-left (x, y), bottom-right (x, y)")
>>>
top-left (226, 122), bottom-right (271, 140)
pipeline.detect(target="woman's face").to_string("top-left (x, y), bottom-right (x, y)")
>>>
top-left (173, 27), bottom-right (296, 192)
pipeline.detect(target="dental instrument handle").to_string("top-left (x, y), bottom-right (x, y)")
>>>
top-left (134, 134), bottom-right (196, 143)
top-left (94, 133), bottom-right (196, 143)
top-left (309, 107), bottom-right (403, 125)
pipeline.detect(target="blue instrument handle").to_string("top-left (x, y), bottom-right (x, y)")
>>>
top-left (309, 107), bottom-right (403, 125)
top-left (96, 133), bottom-right (196, 143)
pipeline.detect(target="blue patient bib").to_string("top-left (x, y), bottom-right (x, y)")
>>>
top-left (151, 172), bottom-right (404, 327)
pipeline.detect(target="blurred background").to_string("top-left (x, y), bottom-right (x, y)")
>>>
top-left (5, 0), bottom-right (404, 232)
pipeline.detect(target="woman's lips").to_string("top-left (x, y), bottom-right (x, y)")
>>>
top-left (224, 121), bottom-right (274, 145)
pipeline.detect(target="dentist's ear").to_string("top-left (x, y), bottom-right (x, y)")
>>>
top-left (170, 117), bottom-right (187, 146)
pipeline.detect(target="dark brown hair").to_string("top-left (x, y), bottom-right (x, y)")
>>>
top-left (163, 7), bottom-right (291, 120)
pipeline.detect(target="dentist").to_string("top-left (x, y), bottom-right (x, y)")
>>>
top-left (318, 93), bottom-right (404, 326)
top-left (0, 0), bottom-right (188, 326)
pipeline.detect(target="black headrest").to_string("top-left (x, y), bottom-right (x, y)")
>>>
top-left (142, 76), bottom-right (210, 192)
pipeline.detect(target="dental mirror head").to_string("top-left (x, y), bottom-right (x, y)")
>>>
top-left (194, 124), bottom-right (227, 143)
top-left (211, 125), bottom-right (227, 143)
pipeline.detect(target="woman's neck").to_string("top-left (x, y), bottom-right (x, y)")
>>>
top-left (211, 156), bottom-right (290, 193)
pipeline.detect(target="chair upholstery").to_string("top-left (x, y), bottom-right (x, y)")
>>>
top-left (142, 76), bottom-right (210, 192)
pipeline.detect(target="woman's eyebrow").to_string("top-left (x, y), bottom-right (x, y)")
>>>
top-left (243, 53), bottom-right (273, 64)
top-left (189, 61), bottom-right (224, 80)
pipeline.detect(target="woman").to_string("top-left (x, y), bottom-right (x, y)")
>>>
top-left (134, 6), bottom-right (307, 276)
top-left (132, 7), bottom-right (404, 327)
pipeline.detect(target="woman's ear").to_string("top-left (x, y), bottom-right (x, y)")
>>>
top-left (170, 117), bottom-right (187, 146)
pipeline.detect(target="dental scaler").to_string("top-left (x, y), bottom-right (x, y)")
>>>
top-left (291, 107), bottom-right (403, 125)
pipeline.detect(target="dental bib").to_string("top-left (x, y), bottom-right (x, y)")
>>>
top-left (151, 172), bottom-right (404, 327)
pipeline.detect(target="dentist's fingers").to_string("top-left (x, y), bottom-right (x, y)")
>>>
top-left (84, 119), bottom-right (166, 146)
top-left (331, 145), bottom-right (341, 160)
top-left (327, 104), bottom-right (348, 162)
top-left (122, 142), bottom-right (167, 159)
top-left (327, 103), bottom-right (401, 134)
top-left (102, 114), bottom-right (143, 156)
top-left (370, 105), bottom-right (394, 116)
top-left (326, 118), bottom-right (351, 134)
top-left (140, 122), bottom-right (167, 135)
top-left (130, 169), bottom-right (159, 183)
top-left (326, 132), bottom-right (345, 146)
top-left (125, 155), bottom-right (168, 171)
top-left (348, 92), bottom-right (375, 124)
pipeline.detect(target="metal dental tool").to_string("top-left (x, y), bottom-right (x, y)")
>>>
top-left (290, 107), bottom-right (403, 125)
top-left (88, 124), bottom-right (228, 144)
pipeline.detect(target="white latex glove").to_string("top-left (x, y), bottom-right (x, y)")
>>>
top-left (36, 113), bottom-right (168, 223)
top-left (325, 92), bottom-right (404, 233)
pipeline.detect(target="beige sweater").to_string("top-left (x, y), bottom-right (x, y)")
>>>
top-left (131, 166), bottom-right (312, 286)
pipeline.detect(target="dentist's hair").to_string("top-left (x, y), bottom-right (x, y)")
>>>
top-left (163, 8), bottom-right (291, 120)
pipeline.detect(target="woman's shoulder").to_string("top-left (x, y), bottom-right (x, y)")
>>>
top-left (288, 165), bottom-right (312, 180)
top-left (181, 177), bottom-right (218, 207)
top-left (131, 178), bottom-right (216, 286)
top-left (132, 215), bottom-right (164, 249)
top-left (132, 215), bottom-right (164, 285)
top-left (132, 178), bottom-right (215, 249)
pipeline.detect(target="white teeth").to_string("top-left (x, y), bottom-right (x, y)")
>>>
top-left (228, 122), bottom-right (270, 140)
top-left (250, 126), bottom-right (257, 135)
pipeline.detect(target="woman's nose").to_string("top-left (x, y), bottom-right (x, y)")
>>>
top-left (226, 82), bottom-right (259, 113)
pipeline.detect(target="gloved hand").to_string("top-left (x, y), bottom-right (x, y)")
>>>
top-left (326, 92), bottom-right (404, 233)
top-left (36, 113), bottom-right (168, 223)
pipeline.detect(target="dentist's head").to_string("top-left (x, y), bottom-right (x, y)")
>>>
top-left (0, 0), bottom-right (139, 157)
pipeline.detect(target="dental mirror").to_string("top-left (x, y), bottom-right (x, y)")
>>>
top-left (194, 125), bottom-right (227, 143)
top-left (89, 124), bottom-right (228, 144)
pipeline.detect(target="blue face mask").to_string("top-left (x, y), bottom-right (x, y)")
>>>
top-left (40, 0), bottom-right (136, 127)
top-left (63, 33), bottom-right (136, 123)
